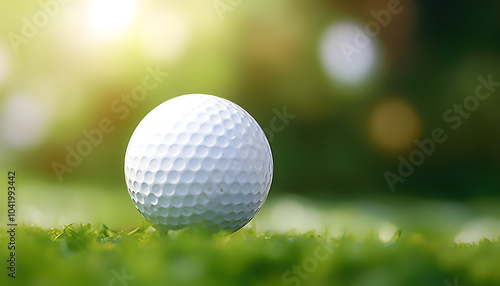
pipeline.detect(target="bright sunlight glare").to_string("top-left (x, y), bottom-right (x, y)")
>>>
top-left (87, 0), bottom-right (136, 39)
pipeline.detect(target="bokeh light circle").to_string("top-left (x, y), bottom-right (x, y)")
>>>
top-left (368, 97), bottom-right (421, 153)
top-left (1, 94), bottom-right (50, 150)
top-left (320, 21), bottom-right (379, 85)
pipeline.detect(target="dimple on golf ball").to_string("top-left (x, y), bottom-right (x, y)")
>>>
top-left (124, 94), bottom-right (273, 232)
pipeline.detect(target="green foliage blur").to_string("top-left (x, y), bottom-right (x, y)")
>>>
top-left (1, 0), bottom-right (499, 199)
top-left (0, 1), bottom-right (500, 284)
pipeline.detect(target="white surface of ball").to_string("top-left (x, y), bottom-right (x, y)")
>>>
top-left (124, 94), bottom-right (273, 232)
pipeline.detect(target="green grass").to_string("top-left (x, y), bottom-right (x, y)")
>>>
top-left (2, 184), bottom-right (500, 285)
top-left (1, 222), bottom-right (500, 286)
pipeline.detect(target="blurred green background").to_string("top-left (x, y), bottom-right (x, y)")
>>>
top-left (0, 0), bottom-right (499, 230)
top-left (1, 1), bottom-right (500, 286)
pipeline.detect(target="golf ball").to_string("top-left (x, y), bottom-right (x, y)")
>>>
top-left (124, 94), bottom-right (273, 232)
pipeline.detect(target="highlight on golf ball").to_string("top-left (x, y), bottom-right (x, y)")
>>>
top-left (124, 94), bottom-right (273, 232)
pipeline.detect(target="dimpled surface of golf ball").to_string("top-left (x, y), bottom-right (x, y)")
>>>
top-left (124, 94), bottom-right (273, 232)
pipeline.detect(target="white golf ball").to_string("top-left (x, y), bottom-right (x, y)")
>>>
top-left (124, 94), bottom-right (273, 232)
